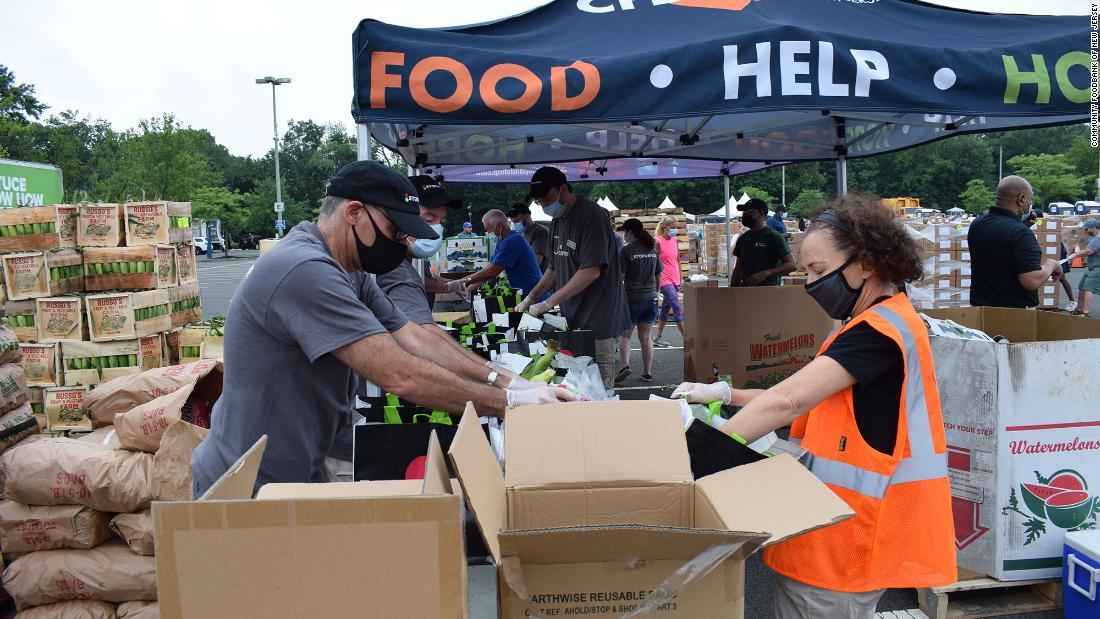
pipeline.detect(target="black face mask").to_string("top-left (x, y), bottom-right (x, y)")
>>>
top-left (805, 256), bottom-right (864, 320)
top-left (743, 212), bottom-right (759, 227)
top-left (353, 210), bottom-right (407, 275)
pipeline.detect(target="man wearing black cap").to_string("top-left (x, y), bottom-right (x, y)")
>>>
top-left (515, 167), bottom-right (631, 390)
top-left (508, 203), bottom-right (550, 272)
top-left (191, 161), bottom-right (573, 495)
top-left (731, 198), bottom-right (796, 287)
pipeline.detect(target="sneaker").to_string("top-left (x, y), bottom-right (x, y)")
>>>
top-left (652, 336), bottom-right (671, 348)
top-left (614, 366), bottom-right (632, 383)
top-left (641, 373), bottom-right (653, 382)
top-left (1062, 301), bottom-right (1078, 312)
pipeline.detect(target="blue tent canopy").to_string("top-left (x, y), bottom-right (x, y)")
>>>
top-left (352, 0), bottom-right (1088, 168)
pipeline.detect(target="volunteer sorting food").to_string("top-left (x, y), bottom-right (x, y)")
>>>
top-left (675, 197), bottom-right (956, 618)
top-left (191, 161), bottom-right (572, 494)
top-left (516, 166), bottom-right (630, 390)
top-left (448, 209), bottom-right (542, 298)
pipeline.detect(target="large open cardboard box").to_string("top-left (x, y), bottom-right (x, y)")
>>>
top-left (683, 285), bottom-right (834, 388)
top-left (449, 400), bottom-right (853, 618)
top-left (926, 307), bottom-right (1100, 581)
top-left (153, 433), bottom-right (467, 618)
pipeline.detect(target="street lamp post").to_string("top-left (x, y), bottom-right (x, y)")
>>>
top-left (256, 76), bottom-right (290, 238)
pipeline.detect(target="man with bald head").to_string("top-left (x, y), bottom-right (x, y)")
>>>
top-left (448, 209), bottom-right (543, 298)
top-left (968, 175), bottom-right (1062, 308)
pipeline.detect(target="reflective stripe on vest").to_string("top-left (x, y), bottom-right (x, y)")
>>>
top-left (799, 304), bottom-right (947, 499)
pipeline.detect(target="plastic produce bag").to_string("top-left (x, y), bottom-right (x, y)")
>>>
top-left (561, 363), bottom-right (616, 402)
top-left (2, 541), bottom-right (157, 608)
top-left (0, 501), bottom-right (113, 552)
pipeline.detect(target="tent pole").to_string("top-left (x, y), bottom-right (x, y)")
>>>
top-left (723, 170), bottom-right (731, 280)
top-left (836, 155), bottom-right (848, 198)
top-left (781, 166), bottom-right (786, 205)
top-left (357, 123), bottom-right (374, 161)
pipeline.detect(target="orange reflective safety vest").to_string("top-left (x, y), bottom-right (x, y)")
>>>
top-left (763, 293), bottom-right (957, 592)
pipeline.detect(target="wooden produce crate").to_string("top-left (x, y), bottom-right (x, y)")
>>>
top-left (123, 201), bottom-right (192, 246)
top-left (2, 252), bottom-right (49, 301)
top-left (27, 386), bottom-right (45, 428)
top-left (170, 282), bottom-right (202, 328)
top-left (77, 203), bottom-right (124, 247)
top-left (0, 206), bottom-right (59, 253)
top-left (175, 242), bottom-right (198, 285)
top-left (164, 328), bottom-right (181, 365)
top-left (44, 385), bottom-right (91, 433)
top-left (2, 300), bottom-right (37, 342)
top-left (155, 244), bottom-right (178, 287)
top-left (61, 339), bottom-right (142, 387)
top-left (46, 248), bottom-right (83, 296)
top-left (35, 296), bottom-right (87, 342)
top-left (918, 566), bottom-right (1061, 619)
top-left (139, 333), bottom-right (165, 370)
top-left (82, 246), bottom-right (163, 291)
top-left (19, 341), bottom-right (61, 387)
top-left (55, 204), bottom-right (79, 248)
top-left (85, 289), bottom-right (171, 341)
top-left (178, 325), bottom-right (205, 363)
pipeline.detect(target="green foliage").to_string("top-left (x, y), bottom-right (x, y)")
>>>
top-left (0, 65), bottom-right (46, 124)
top-left (737, 185), bottom-right (774, 205)
top-left (788, 190), bottom-right (826, 217)
top-left (959, 180), bottom-right (995, 215)
top-left (98, 114), bottom-right (221, 202)
top-left (1008, 153), bottom-right (1089, 204)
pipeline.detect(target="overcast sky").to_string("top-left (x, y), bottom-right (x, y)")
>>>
top-left (4, 0), bottom-right (1089, 157)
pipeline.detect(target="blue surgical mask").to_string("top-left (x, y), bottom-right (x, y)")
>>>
top-left (409, 223), bottom-right (444, 258)
top-left (487, 231), bottom-right (500, 242)
top-left (512, 222), bottom-right (526, 234)
top-left (668, 228), bottom-right (679, 237)
top-left (544, 200), bottom-right (566, 218)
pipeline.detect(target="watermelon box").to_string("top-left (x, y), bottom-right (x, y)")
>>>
top-left (927, 307), bottom-right (1100, 581)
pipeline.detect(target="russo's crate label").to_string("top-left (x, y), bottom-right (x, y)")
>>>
top-left (45, 387), bottom-right (87, 429)
top-left (88, 296), bottom-right (132, 337)
top-left (140, 335), bottom-right (163, 368)
top-left (4, 255), bottom-right (47, 296)
top-left (81, 206), bottom-right (119, 241)
top-left (20, 344), bottom-right (56, 385)
top-left (126, 203), bottom-right (167, 243)
top-left (56, 206), bottom-right (78, 244)
top-left (156, 245), bottom-right (176, 286)
top-left (38, 299), bottom-right (81, 339)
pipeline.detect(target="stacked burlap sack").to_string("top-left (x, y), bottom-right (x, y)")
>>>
top-left (0, 327), bottom-right (37, 457)
top-left (0, 360), bottom-right (218, 617)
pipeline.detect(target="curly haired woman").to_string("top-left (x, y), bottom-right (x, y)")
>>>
top-left (674, 196), bottom-right (956, 618)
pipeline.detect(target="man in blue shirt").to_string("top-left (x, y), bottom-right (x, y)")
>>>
top-left (453, 209), bottom-right (543, 297)
top-left (766, 203), bottom-right (789, 235)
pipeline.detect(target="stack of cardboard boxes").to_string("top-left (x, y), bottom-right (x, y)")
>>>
top-left (441, 236), bottom-right (490, 274)
top-left (1034, 217), bottom-right (1064, 309)
top-left (0, 203), bottom-right (204, 434)
top-left (612, 209), bottom-right (695, 278)
top-left (903, 221), bottom-right (972, 309)
top-left (698, 222), bottom-right (743, 276)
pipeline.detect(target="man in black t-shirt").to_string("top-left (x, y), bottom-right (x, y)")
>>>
top-left (731, 198), bottom-right (796, 286)
top-left (969, 176), bottom-right (1062, 308)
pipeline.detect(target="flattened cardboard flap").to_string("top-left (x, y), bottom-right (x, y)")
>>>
top-left (695, 454), bottom-right (854, 545)
top-left (505, 401), bottom-right (692, 487)
top-left (423, 429), bottom-right (453, 496)
top-left (200, 435), bottom-right (267, 501)
top-left (498, 526), bottom-right (766, 565)
top-left (255, 480), bottom-right (424, 499)
top-left (448, 403), bottom-right (505, 563)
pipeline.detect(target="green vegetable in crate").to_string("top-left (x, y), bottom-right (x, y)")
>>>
top-left (520, 340), bottom-right (559, 380)
top-left (529, 369), bottom-right (556, 383)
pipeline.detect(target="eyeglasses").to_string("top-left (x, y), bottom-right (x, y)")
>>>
top-left (366, 209), bottom-right (408, 241)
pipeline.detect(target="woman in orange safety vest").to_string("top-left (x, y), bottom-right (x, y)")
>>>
top-left (674, 197), bottom-right (956, 618)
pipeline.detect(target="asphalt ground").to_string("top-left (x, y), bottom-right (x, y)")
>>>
top-left (196, 253), bottom-right (1070, 618)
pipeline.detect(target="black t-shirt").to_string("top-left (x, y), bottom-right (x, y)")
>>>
top-left (820, 304), bottom-right (903, 455)
top-left (732, 227), bottom-right (790, 286)
top-left (968, 206), bottom-right (1042, 308)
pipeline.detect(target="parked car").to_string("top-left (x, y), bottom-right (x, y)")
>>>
top-left (1074, 200), bottom-right (1100, 215)
top-left (237, 233), bottom-right (262, 250)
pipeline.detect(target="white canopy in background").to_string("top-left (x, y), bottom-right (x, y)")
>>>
top-left (657, 196), bottom-right (677, 210)
top-left (947, 207), bottom-right (966, 214)
top-left (528, 202), bottom-right (552, 222)
top-left (598, 196), bottom-right (619, 212)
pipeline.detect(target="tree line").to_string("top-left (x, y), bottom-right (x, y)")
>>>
top-left (0, 65), bottom-right (1095, 240)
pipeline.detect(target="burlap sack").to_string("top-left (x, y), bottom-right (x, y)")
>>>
top-left (117, 601), bottom-right (157, 619)
top-left (14, 599), bottom-right (118, 618)
top-left (151, 421), bottom-right (207, 501)
top-left (2, 438), bottom-right (153, 513)
top-left (0, 403), bottom-right (39, 454)
top-left (0, 363), bottom-right (28, 417)
top-left (0, 501), bottom-right (113, 552)
top-left (74, 426), bottom-right (121, 450)
top-left (113, 384), bottom-right (193, 453)
top-left (109, 510), bottom-right (153, 556)
top-left (0, 326), bottom-right (21, 365)
top-left (84, 360), bottom-right (221, 428)
top-left (2, 541), bottom-right (156, 608)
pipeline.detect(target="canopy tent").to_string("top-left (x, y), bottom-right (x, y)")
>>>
top-left (353, 0), bottom-right (1088, 274)
top-left (657, 196), bottom-right (677, 210)
top-left (597, 196), bottom-right (619, 212)
top-left (419, 158), bottom-right (773, 183)
top-left (946, 207), bottom-right (965, 215)
top-left (529, 202), bottom-right (553, 222)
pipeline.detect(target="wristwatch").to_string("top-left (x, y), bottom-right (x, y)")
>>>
top-left (486, 370), bottom-right (500, 387)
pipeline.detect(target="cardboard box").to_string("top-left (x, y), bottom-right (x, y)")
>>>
top-left (683, 286), bottom-right (833, 388)
top-left (82, 246), bottom-right (161, 292)
top-left (952, 236), bottom-right (970, 251)
top-left (936, 239), bottom-right (953, 251)
top-left (153, 433), bottom-right (468, 618)
top-left (449, 402), bottom-right (853, 618)
top-left (1035, 232), bottom-right (1061, 247)
top-left (926, 308), bottom-right (1100, 581)
top-left (0, 206), bottom-right (60, 253)
top-left (1038, 218), bottom-right (1060, 231)
top-left (77, 203), bottom-right (124, 247)
top-left (1041, 245), bottom-right (1060, 257)
top-left (933, 251), bottom-right (954, 264)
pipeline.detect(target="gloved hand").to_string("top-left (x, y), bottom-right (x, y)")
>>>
top-left (671, 381), bottom-right (732, 405)
top-left (528, 301), bottom-right (552, 317)
top-left (446, 279), bottom-right (471, 299)
top-left (506, 375), bottom-right (544, 389)
top-left (506, 384), bottom-right (576, 408)
top-left (514, 297), bottom-right (532, 313)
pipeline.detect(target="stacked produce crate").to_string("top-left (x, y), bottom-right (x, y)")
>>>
top-left (441, 236), bottom-right (490, 274)
top-left (697, 222), bottom-right (743, 276)
top-left (903, 221), bottom-right (972, 309)
top-left (1033, 217), bottom-right (1064, 309)
top-left (0, 202), bottom-right (204, 434)
top-left (612, 209), bottom-right (695, 278)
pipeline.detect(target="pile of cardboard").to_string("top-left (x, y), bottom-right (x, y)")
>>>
top-left (787, 231), bottom-right (805, 272)
top-left (903, 221), bottom-right (971, 309)
top-left (698, 222), bottom-right (744, 276)
top-left (441, 236), bottom-right (490, 274)
top-left (0, 203), bottom-right (207, 435)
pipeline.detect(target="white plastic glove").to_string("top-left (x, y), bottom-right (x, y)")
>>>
top-left (506, 385), bottom-right (577, 408)
top-left (528, 301), bottom-right (552, 317)
top-left (514, 297), bottom-right (532, 313)
top-left (671, 381), bottom-right (732, 405)
top-left (506, 375), bottom-right (543, 390)
top-left (446, 279), bottom-right (471, 299)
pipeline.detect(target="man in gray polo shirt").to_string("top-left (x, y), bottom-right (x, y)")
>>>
top-left (191, 161), bottom-right (573, 494)
top-left (517, 167), bottom-right (631, 390)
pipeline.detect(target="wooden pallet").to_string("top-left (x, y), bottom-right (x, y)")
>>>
top-left (917, 567), bottom-right (1062, 619)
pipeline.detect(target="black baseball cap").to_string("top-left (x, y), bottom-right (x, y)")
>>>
top-left (526, 167), bottom-right (568, 201)
top-left (738, 198), bottom-right (768, 213)
top-left (325, 161), bottom-right (438, 240)
top-left (410, 175), bottom-right (464, 209)
top-left (507, 203), bottom-right (531, 217)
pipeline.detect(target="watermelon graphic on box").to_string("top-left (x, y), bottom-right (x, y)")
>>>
top-left (1005, 469), bottom-right (1099, 546)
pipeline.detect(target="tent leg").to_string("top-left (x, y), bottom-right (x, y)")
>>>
top-left (723, 173), bottom-right (731, 281)
top-left (836, 155), bottom-right (847, 198)
top-left (357, 123), bottom-right (374, 161)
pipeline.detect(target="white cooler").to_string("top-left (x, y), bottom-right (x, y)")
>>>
top-left (1064, 530), bottom-right (1100, 618)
